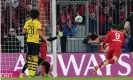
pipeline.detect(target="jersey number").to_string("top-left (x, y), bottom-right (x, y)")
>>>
top-left (115, 32), bottom-right (120, 40)
top-left (28, 25), bottom-right (34, 35)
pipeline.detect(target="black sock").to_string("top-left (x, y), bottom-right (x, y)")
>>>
top-left (22, 63), bottom-right (28, 73)
top-left (41, 61), bottom-right (50, 74)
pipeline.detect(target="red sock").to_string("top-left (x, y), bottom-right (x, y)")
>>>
top-left (108, 59), bottom-right (115, 64)
top-left (98, 62), bottom-right (104, 68)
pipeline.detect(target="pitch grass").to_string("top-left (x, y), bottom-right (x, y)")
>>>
top-left (1, 77), bottom-right (133, 80)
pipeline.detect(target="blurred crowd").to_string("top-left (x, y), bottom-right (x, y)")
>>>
top-left (1, 0), bottom-right (32, 53)
top-left (1, 0), bottom-right (133, 53)
top-left (56, 0), bottom-right (133, 35)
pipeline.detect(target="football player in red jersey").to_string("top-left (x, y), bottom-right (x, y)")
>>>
top-left (93, 24), bottom-right (125, 73)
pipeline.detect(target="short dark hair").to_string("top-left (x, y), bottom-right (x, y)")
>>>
top-left (111, 24), bottom-right (118, 30)
top-left (30, 9), bottom-right (40, 19)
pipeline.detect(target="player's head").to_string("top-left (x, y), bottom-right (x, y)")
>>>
top-left (111, 24), bottom-right (118, 30)
top-left (30, 8), bottom-right (40, 19)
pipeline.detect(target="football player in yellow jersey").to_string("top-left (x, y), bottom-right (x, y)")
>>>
top-left (22, 8), bottom-right (50, 77)
top-left (19, 31), bottom-right (63, 78)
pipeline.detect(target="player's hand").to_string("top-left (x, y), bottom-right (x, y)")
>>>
top-left (102, 45), bottom-right (106, 50)
top-left (100, 46), bottom-right (104, 52)
top-left (57, 31), bottom-right (63, 37)
top-left (101, 44), bottom-right (109, 53)
top-left (101, 45), bottom-right (105, 50)
top-left (46, 41), bottom-right (51, 47)
top-left (103, 43), bottom-right (109, 49)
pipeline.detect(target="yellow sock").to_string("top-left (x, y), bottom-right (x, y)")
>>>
top-left (31, 56), bottom-right (38, 76)
top-left (27, 56), bottom-right (34, 76)
top-left (27, 61), bottom-right (33, 76)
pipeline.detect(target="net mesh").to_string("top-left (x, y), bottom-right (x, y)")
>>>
top-left (0, 0), bottom-right (51, 77)
top-left (1, 0), bottom-right (52, 53)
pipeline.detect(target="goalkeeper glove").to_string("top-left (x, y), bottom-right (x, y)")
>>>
top-left (57, 31), bottom-right (63, 37)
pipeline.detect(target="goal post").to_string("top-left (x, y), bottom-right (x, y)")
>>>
top-left (0, 0), bottom-right (1, 79)
top-left (52, 0), bottom-right (57, 78)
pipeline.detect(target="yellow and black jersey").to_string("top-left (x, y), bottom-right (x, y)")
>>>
top-left (24, 19), bottom-right (41, 43)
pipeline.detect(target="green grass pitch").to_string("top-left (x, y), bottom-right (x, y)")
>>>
top-left (1, 77), bottom-right (133, 80)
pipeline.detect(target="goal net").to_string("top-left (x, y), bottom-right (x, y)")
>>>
top-left (0, 0), bottom-right (52, 78)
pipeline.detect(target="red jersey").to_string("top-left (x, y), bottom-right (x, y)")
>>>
top-left (103, 30), bottom-right (125, 48)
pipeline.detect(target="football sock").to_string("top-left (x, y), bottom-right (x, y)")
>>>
top-left (98, 62), bottom-right (104, 68)
top-left (108, 59), bottom-right (115, 64)
top-left (27, 61), bottom-right (33, 76)
top-left (98, 60), bottom-right (108, 68)
top-left (40, 60), bottom-right (50, 74)
top-left (27, 56), bottom-right (38, 76)
top-left (31, 56), bottom-right (38, 76)
top-left (22, 63), bottom-right (28, 73)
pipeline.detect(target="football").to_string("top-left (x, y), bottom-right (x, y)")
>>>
top-left (75, 15), bottom-right (83, 23)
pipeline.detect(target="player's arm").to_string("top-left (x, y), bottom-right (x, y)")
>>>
top-left (47, 31), bottom-right (63, 41)
top-left (102, 32), bottom-right (110, 49)
top-left (40, 36), bottom-right (57, 42)
top-left (22, 29), bottom-right (28, 34)
top-left (124, 22), bottom-right (130, 35)
top-left (103, 32), bottom-right (110, 46)
top-left (47, 37), bottom-right (58, 41)
top-left (124, 22), bottom-right (130, 29)
top-left (40, 30), bottom-right (63, 42)
top-left (38, 29), bottom-right (49, 44)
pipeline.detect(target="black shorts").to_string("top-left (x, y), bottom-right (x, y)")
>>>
top-left (129, 36), bottom-right (133, 52)
top-left (27, 42), bottom-right (40, 56)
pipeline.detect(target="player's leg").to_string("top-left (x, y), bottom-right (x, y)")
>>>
top-left (20, 56), bottom-right (39, 77)
top-left (107, 55), bottom-right (118, 64)
top-left (19, 55), bottom-right (29, 78)
top-left (38, 57), bottom-right (51, 77)
top-left (100, 54), bottom-right (118, 68)
top-left (26, 43), bottom-right (40, 77)
top-left (101, 47), bottom-right (115, 66)
top-left (101, 47), bottom-right (121, 67)
top-left (26, 42), bottom-right (34, 76)
top-left (93, 47), bottom-right (113, 73)
top-left (22, 62), bottom-right (28, 73)
top-left (19, 43), bottom-right (34, 77)
top-left (19, 55), bottom-right (39, 78)
top-left (19, 62), bottom-right (28, 78)
top-left (99, 51), bottom-right (114, 68)
top-left (29, 43), bottom-right (40, 76)
top-left (99, 52), bottom-right (112, 68)
top-left (40, 42), bottom-right (47, 76)
top-left (30, 55), bottom-right (39, 76)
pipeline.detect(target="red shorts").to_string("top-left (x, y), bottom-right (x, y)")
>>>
top-left (106, 46), bottom-right (122, 60)
top-left (40, 42), bottom-right (47, 76)
top-left (40, 42), bottom-right (47, 60)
